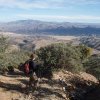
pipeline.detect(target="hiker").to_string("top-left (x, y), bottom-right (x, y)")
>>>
top-left (25, 53), bottom-right (39, 88)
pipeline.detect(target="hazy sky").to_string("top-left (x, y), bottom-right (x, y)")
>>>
top-left (0, 0), bottom-right (100, 23)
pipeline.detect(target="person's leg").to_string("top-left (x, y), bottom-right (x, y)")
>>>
top-left (33, 71), bottom-right (39, 89)
top-left (29, 71), bottom-right (34, 87)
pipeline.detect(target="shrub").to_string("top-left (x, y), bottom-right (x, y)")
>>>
top-left (0, 51), bottom-right (29, 72)
top-left (76, 44), bottom-right (93, 62)
top-left (84, 55), bottom-right (100, 79)
top-left (36, 43), bottom-right (85, 73)
top-left (0, 35), bottom-right (31, 72)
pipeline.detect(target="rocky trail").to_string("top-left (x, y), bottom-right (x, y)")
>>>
top-left (0, 69), bottom-right (100, 100)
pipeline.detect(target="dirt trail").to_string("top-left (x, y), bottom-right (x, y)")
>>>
top-left (0, 71), bottom-right (67, 100)
top-left (0, 74), bottom-right (28, 100)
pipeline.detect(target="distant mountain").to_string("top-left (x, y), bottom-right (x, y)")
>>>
top-left (0, 20), bottom-right (100, 36)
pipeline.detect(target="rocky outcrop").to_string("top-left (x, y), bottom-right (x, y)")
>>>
top-left (53, 71), bottom-right (99, 100)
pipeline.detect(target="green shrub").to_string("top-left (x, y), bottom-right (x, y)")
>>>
top-left (36, 43), bottom-right (85, 73)
top-left (0, 50), bottom-right (29, 72)
top-left (0, 35), bottom-right (30, 73)
top-left (84, 55), bottom-right (100, 79)
top-left (76, 44), bottom-right (93, 62)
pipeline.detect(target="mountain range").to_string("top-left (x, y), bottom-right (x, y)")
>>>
top-left (0, 20), bottom-right (100, 36)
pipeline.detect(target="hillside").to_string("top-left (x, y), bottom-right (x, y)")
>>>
top-left (0, 34), bottom-right (100, 100)
top-left (80, 36), bottom-right (100, 51)
top-left (0, 32), bottom-right (78, 51)
top-left (0, 20), bottom-right (100, 36)
top-left (0, 69), bottom-right (99, 100)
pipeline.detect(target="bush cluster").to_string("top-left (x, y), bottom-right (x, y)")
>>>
top-left (0, 35), bottom-right (93, 77)
top-left (0, 36), bottom-right (29, 73)
top-left (36, 43), bottom-right (92, 73)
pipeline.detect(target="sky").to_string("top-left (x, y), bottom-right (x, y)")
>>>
top-left (0, 0), bottom-right (100, 23)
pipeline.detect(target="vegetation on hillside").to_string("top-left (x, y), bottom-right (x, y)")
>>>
top-left (0, 36), bottom-right (29, 73)
top-left (0, 35), bottom-right (100, 80)
top-left (84, 54), bottom-right (100, 79)
top-left (36, 43), bottom-right (92, 73)
top-left (80, 36), bottom-right (100, 50)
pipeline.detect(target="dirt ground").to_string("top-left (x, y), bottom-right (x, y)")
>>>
top-left (0, 70), bottom-right (99, 100)
top-left (0, 70), bottom-right (67, 100)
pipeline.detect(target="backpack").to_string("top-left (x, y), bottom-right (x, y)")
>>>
top-left (24, 60), bottom-right (30, 74)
